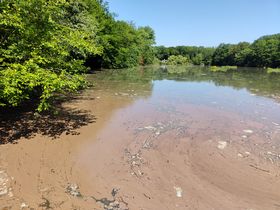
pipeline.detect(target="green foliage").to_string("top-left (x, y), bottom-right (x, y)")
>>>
top-left (155, 34), bottom-right (280, 68)
top-left (0, 0), bottom-right (101, 111)
top-left (0, 0), bottom-right (156, 111)
top-left (267, 68), bottom-right (280, 74)
top-left (155, 46), bottom-right (215, 65)
top-left (166, 55), bottom-right (190, 65)
top-left (212, 34), bottom-right (280, 68)
top-left (210, 66), bottom-right (237, 72)
top-left (97, 20), bottom-right (156, 69)
top-left (249, 34), bottom-right (280, 68)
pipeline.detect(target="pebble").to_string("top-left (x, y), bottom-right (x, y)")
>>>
top-left (0, 171), bottom-right (9, 197)
top-left (243, 130), bottom-right (254, 134)
top-left (217, 141), bottom-right (227, 150)
top-left (66, 183), bottom-right (82, 197)
top-left (238, 153), bottom-right (244, 158)
top-left (174, 187), bottom-right (183, 198)
top-left (144, 126), bottom-right (156, 131)
top-left (245, 151), bottom-right (251, 156)
top-left (20, 203), bottom-right (29, 209)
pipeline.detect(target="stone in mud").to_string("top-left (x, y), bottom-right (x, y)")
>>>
top-left (66, 183), bottom-right (82, 197)
top-left (243, 130), bottom-right (253, 134)
top-left (245, 151), bottom-right (251, 156)
top-left (217, 141), bottom-right (227, 150)
top-left (238, 153), bottom-right (244, 158)
top-left (0, 170), bottom-right (10, 197)
top-left (20, 203), bottom-right (29, 209)
top-left (144, 126), bottom-right (156, 131)
top-left (174, 186), bottom-right (183, 198)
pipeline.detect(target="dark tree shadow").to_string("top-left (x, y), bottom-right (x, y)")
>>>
top-left (0, 98), bottom-right (96, 144)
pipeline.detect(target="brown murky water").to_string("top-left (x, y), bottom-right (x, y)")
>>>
top-left (1, 66), bottom-right (280, 209)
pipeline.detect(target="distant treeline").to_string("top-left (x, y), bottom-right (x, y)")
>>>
top-left (0, 0), bottom-right (155, 111)
top-left (155, 33), bottom-right (280, 68)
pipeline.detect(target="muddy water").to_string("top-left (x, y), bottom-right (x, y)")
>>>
top-left (1, 66), bottom-right (280, 209)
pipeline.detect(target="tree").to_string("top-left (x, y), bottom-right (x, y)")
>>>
top-left (249, 34), bottom-right (280, 68)
top-left (0, 0), bottom-right (101, 111)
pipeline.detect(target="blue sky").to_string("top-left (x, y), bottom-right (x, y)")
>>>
top-left (107, 0), bottom-right (280, 47)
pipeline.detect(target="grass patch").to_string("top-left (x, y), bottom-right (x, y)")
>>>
top-left (210, 66), bottom-right (238, 72)
top-left (267, 68), bottom-right (280, 74)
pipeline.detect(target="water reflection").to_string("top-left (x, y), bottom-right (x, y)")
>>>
top-left (89, 65), bottom-right (280, 124)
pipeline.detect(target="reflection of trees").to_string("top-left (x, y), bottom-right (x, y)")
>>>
top-left (88, 67), bottom-right (155, 99)
top-left (91, 66), bottom-right (280, 101)
top-left (149, 66), bottom-right (280, 99)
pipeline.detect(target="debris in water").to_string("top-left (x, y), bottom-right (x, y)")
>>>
top-left (243, 130), bottom-right (254, 134)
top-left (20, 203), bottom-right (29, 209)
top-left (66, 183), bottom-right (82, 197)
top-left (0, 170), bottom-right (11, 197)
top-left (245, 152), bottom-right (251, 156)
top-left (174, 186), bottom-right (183, 198)
top-left (144, 126), bottom-right (156, 131)
top-left (238, 153), bottom-right (244, 158)
top-left (217, 141), bottom-right (227, 150)
top-left (111, 188), bottom-right (119, 197)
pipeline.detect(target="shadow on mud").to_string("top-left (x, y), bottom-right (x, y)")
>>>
top-left (0, 98), bottom-right (96, 144)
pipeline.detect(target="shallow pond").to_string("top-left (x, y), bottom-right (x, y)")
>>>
top-left (78, 66), bottom-right (280, 209)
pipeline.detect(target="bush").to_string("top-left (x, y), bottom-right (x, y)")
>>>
top-left (166, 55), bottom-right (190, 65)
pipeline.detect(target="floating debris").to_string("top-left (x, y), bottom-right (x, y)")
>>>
top-left (238, 153), bottom-right (244, 158)
top-left (66, 183), bottom-right (82, 197)
top-left (20, 203), bottom-right (29, 209)
top-left (243, 130), bottom-right (254, 134)
top-left (217, 141), bottom-right (227, 150)
top-left (143, 126), bottom-right (156, 131)
top-left (0, 170), bottom-right (11, 197)
top-left (245, 151), bottom-right (251, 156)
top-left (174, 186), bottom-right (183, 198)
top-left (91, 188), bottom-right (129, 210)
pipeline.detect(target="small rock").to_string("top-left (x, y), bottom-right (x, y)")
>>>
top-left (217, 141), bottom-right (227, 150)
top-left (245, 151), bottom-right (251, 156)
top-left (242, 135), bottom-right (248, 138)
top-left (243, 130), bottom-right (253, 134)
top-left (66, 183), bottom-right (82, 197)
top-left (174, 186), bottom-right (183, 198)
top-left (238, 153), bottom-right (244, 158)
top-left (144, 126), bottom-right (156, 131)
top-left (0, 171), bottom-right (9, 197)
top-left (20, 203), bottom-right (28, 209)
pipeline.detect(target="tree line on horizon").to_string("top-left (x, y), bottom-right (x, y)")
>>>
top-left (155, 33), bottom-right (280, 68)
